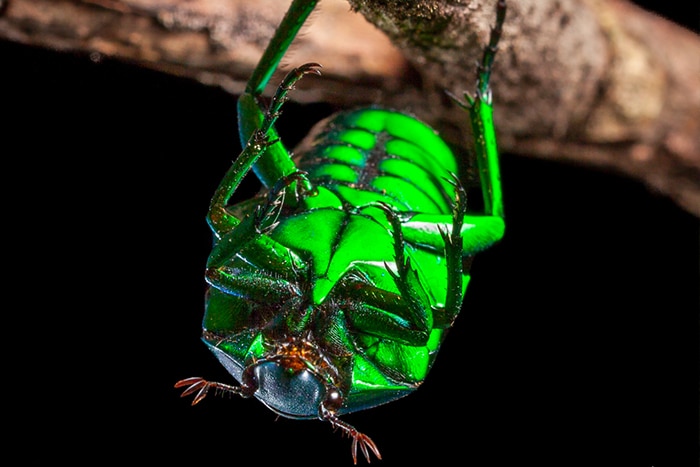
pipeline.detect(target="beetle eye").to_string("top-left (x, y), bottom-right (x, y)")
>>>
top-left (324, 388), bottom-right (343, 412)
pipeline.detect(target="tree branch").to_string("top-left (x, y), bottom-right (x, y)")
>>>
top-left (1, 0), bottom-right (698, 216)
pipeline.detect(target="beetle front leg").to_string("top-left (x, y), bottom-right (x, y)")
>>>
top-left (174, 374), bottom-right (256, 405)
top-left (319, 400), bottom-right (381, 464)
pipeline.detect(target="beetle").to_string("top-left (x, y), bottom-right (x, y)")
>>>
top-left (176, 0), bottom-right (507, 463)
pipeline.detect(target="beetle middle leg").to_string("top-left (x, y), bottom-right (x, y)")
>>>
top-left (375, 202), bottom-right (432, 340)
top-left (255, 170), bottom-right (316, 234)
top-left (440, 174), bottom-right (468, 324)
top-left (383, 174), bottom-right (504, 327)
top-left (208, 63), bottom-right (321, 238)
top-left (206, 171), bottom-right (314, 274)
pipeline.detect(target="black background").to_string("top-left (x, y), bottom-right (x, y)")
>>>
top-left (6, 1), bottom-right (698, 465)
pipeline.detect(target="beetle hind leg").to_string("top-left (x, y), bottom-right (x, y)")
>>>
top-left (445, 0), bottom-right (506, 221)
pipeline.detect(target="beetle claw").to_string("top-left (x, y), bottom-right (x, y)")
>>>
top-left (174, 376), bottom-right (205, 388)
top-left (349, 430), bottom-right (381, 464)
top-left (323, 409), bottom-right (382, 464)
top-left (174, 377), bottom-right (210, 405)
top-left (295, 62), bottom-right (323, 78)
top-left (174, 377), bottom-right (243, 405)
top-left (264, 62), bottom-right (323, 132)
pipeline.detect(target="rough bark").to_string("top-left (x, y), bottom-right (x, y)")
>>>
top-left (1, 0), bottom-right (698, 216)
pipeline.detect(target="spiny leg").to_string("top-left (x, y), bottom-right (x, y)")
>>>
top-left (440, 173), bottom-right (468, 324)
top-left (319, 404), bottom-right (381, 464)
top-left (238, 0), bottom-right (321, 189)
top-left (255, 170), bottom-right (315, 234)
top-left (206, 172), bottom-right (314, 270)
top-left (447, 0), bottom-right (506, 221)
top-left (376, 202), bottom-right (431, 337)
top-left (246, 0), bottom-right (320, 97)
top-left (208, 63), bottom-right (322, 237)
top-left (174, 373), bottom-right (256, 405)
top-left (475, 0), bottom-right (506, 101)
top-left (266, 63), bottom-right (322, 133)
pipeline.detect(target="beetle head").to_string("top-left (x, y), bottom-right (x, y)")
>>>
top-left (249, 336), bottom-right (342, 419)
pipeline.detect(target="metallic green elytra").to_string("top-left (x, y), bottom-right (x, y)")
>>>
top-left (176, 0), bottom-right (507, 463)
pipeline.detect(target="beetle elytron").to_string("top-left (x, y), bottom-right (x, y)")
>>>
top-left (176, 0), bottom-right (507, 463)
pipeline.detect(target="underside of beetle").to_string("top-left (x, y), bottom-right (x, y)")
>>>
top-left (176, 0), bottom-right (507, 463)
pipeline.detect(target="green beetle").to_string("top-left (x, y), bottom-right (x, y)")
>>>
top-left (177, 0), bottom-right (506, 462)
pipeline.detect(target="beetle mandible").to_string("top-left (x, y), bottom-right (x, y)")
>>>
top-left (176, 0), bottom-right (507, 463)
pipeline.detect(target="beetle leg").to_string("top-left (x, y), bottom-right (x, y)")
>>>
top-left (266, 63), bottom-right (322, 132)
top-left (207, 171), bottom-right (313, 277)
top-left (245, 0), bottom-right (320, 97)
top-left (209, 64), bottom-right (321, 238)
top-left (207, 130), bottom-right (276, 237)
top-left (319, 405), bottom-right (381, 464)
top-left (440, 174), bottom-right (467, 324)
top-left (205, 267), bottom-right (298, 305)
top-left (238, 0), bottom-right (322, 190)
top-left (446, 0), bottom-right (506, 221)
top-left (339, 279), bottom-right (431, 345)
top-left (248, 62), bottom-right (320, 195)
top-left (395, 212), bottom-right (505, 328)
top-left (374, 202), bottom-right (432, 337)
top-left (256, 170), bottom-right (315, 233)
top-left (174, 376), bottom-right (256, 405)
